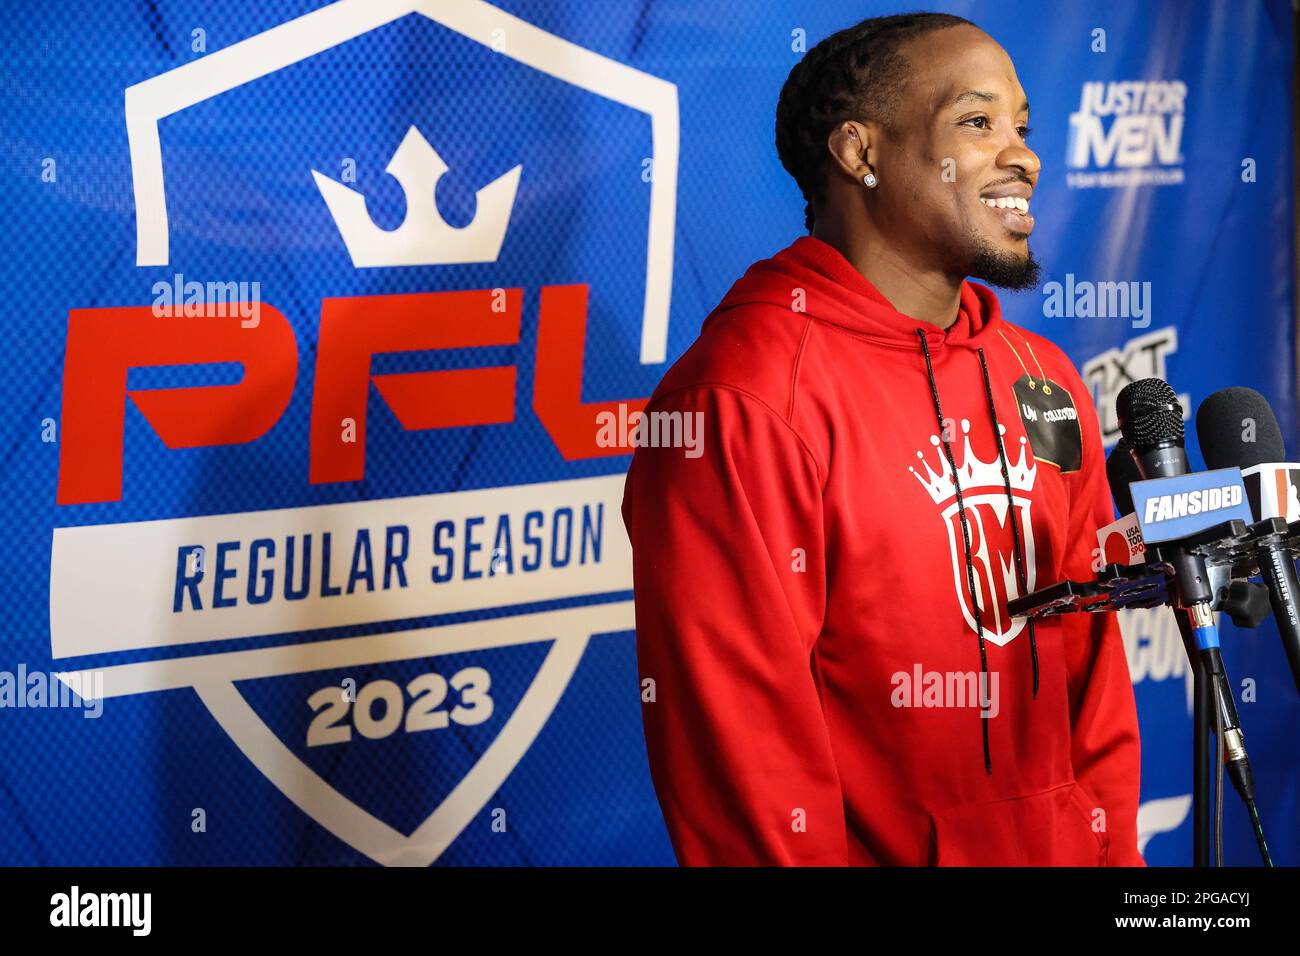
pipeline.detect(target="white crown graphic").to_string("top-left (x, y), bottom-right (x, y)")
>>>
top-left (312, 125), bottom-right (522, 268)
top-left (909, 419), bottom-right (1037, 505)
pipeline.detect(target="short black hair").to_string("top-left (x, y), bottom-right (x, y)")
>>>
top-left (775, 12), bottom-right (976, 231)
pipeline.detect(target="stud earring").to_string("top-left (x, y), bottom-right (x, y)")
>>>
top-left (863, 172), bottom-right (878, 188)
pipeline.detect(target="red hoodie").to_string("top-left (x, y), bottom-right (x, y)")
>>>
top-left (621, 235), bottom-right (1144, 866)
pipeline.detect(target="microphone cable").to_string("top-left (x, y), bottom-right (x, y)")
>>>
top-left (1213, 681), bottom-right (1223, 867)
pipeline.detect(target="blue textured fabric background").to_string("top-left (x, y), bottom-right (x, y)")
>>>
top-left (0, 0), bottom-right (1294, 865)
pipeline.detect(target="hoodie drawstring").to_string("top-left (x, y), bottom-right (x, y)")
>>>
top-left (916, 330), bottom-right (1037, 775)
top-left (917, 330), bottom-right (993, 775)
top-left (976, 347), bottom-right (1040, 698)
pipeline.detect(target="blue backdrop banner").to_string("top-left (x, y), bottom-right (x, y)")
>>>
top-left (0, 0), bottom-right (1294, 865)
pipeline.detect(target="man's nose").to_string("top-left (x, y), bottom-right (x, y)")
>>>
top-left (998, 142), bottom-right (1041, 180)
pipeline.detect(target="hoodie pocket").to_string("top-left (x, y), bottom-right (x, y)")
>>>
top-left (928, 782), bottom-right (1110, 866)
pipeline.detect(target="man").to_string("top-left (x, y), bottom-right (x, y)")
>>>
top-left (621, 13), bottom-right (1144, 866)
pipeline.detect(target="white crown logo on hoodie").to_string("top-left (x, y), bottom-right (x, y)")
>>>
top-left (909, 419), bottom-right (1037, 505)
top-left (908, 419), bottom-right (1038, 646)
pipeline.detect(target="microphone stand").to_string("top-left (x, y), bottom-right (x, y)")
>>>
top-left (1143, 535), bottom-right (1216, 867)
top-left (1009, 517), bottom-right (1274, 867)
top-left (1173, 611), bottom-right (1212, 866)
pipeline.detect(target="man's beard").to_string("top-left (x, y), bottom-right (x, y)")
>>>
top-left (968, 234), bottom-right (1041, 291)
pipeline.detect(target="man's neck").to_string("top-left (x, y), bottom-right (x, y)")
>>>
top-left (813, 221), bottom-right (963, 330)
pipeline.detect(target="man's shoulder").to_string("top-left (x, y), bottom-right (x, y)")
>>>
top-left (647, 300), bottom-right (813, 423)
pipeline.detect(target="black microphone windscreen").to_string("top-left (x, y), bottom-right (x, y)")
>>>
top-left (1105, 437), bottom-right (1141, 516)
top-left (1196, 387), bottom-right (1288, 469)
top-left (1117, 378), bottom-right (1183, 448)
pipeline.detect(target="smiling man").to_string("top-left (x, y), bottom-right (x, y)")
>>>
top-left (622, 13), bottom-right (1144, 866)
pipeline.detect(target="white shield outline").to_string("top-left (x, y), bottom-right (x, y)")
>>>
top-left (99, 0), bottom-right (677, 863)
top-left (123, 0), bottom-right (678, 364)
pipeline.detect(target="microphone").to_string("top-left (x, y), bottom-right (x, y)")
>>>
top-left (1197, 387), bottom-right (1300, 694)
top-left (1116, 378), bottom-right (1256, 805)
top-left (1116, 379), bottom-right (1213, 609)
top-left (1116, 378), bottom-right (1189, 481)
top-left (1105, 437), bottom-right (1138, 517)
top-left (1104, 438), bottom-right (1268, 627)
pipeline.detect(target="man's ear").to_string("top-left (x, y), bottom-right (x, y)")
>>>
top-left (826, 120), bottom-right (878, 183)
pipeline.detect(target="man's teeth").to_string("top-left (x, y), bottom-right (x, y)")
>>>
top-left (980, 196), bottom-right (1030, 213)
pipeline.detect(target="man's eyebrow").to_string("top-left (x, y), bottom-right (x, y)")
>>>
top-left (949, 89), bottom-right (1031, 112)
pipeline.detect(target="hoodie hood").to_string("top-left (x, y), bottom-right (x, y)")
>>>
top-left (707, 234), bottom-right (1007, 352)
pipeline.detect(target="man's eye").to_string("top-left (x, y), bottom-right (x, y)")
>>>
top-left (962, 116), bottom-right (990, 129)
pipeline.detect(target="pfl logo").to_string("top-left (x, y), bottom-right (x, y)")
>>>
top-left (1066, 80), bottom-right (1186, 189)
top-left (48, 0), bottom-right (678, 868)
